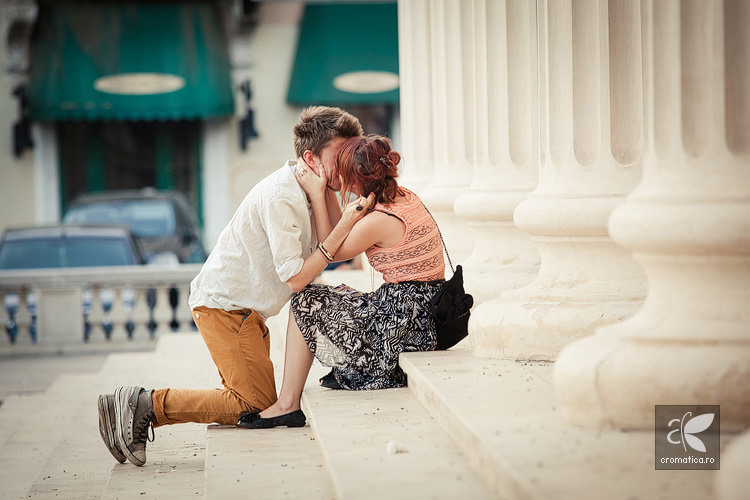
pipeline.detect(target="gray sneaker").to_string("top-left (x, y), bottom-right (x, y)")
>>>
top-left (114, 386), bottom-right (155, 466)
top-left (97, 394), bottom-right (126, 463)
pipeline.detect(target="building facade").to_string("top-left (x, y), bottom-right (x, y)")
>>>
top-left (0, 0), bottom-right (399, 249)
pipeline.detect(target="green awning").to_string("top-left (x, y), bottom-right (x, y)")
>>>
top-left (29, 2), bottom-right (234, 121)
top-left (287, 2), bottom-right (399, 106)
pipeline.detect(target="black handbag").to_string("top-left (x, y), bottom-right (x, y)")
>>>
top-left (422, 204), bottom-right (474, 350)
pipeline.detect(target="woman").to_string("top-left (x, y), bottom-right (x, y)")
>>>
top-left (239, 135), bottom-right (445, 428)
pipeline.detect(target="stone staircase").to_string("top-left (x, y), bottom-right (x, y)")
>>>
top-left (0, 272), bottom-right (740, 499)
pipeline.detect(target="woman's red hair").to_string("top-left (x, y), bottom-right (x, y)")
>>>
top-left (335, 135), bottom-right (403, 204)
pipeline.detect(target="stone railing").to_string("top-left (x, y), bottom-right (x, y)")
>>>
top-left (0, 265), bottom-right (202, 346)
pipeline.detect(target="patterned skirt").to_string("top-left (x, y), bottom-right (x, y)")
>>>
top-left (291, 280), bottom-right (444, 390)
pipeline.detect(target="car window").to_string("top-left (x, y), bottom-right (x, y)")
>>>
top-left (64, 238), bottom-right (137, 266)
top-left (0, 239), bottom-right (62, 268)
top-left (0, 237), bottom-right (137, 269)
top-left (64, 200), bottom-right (177, 238)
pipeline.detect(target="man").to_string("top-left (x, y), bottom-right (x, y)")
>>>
top-left (97, 106), bottom-right (364, 466)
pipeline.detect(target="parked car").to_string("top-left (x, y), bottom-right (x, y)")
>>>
top-left (0, 224), bottom-right (181, 343)
top-left (0, 225), bottom-right (146, 269)
top-left (0, 224), bottom-right (150, 343)
top-left (62, 189), bottom-right (207, 263)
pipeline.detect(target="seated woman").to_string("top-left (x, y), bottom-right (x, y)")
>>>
top-left (239, 134), bottom-right (445, 428)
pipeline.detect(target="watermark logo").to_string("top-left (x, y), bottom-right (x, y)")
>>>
top-left (655, 405), bottom-right (720, 470)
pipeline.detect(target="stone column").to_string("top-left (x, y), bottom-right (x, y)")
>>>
top-left (416, 0), bottom-right (475, 261)
top-left (555, 0), bottom-right (750, 430)
top-left (470, 0), bottom-right (647, 359)
top-left (396, 0), bottom-right (434, 192)
top-left (454, 0), bottom-right (540, 306)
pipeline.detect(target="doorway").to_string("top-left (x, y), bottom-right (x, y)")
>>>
top-left (56, 120), bottom-right (203, 225)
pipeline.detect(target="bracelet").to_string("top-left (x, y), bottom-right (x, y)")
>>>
top-left (318, 243), bottom-right (334, 262)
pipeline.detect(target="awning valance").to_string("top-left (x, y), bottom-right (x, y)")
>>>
top-left (29, 2), bottom-right (234, 121)
top-left (287, 2), bottom-right (399, 106)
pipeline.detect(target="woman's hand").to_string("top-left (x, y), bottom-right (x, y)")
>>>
top-left (295, 159), bottom-right (328, 201)
top-left (340, 192), bottom-right (376, 228)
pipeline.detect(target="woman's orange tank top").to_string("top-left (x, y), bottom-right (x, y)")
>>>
top-left (365, 188), bottom-right (445, 284)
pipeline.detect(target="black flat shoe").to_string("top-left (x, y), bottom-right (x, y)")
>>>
top-left (237, 409), bottom-right (306, 429)
top-left (319, 370), bottom-right (343, 390)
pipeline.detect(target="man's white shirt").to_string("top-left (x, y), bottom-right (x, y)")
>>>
top-left (189, 161), bottom-right (316, 319)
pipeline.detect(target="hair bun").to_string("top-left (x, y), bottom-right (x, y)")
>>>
top-left (385, 151), bottom-right (401, 170)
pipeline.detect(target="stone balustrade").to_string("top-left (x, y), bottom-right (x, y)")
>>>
top-left (0, 264), bottom-right (201, 346)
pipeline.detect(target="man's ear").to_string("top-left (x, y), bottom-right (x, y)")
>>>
top-left (303, 150), bottom-right (324, 176)
top-left (302, 150), bottom-right (316, 168)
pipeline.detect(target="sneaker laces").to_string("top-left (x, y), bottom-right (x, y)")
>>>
top-left (134, 410), bottom-right (155, 444)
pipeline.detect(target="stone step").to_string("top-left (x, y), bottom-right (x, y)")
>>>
top-left (0, 373), bottom-right (100, 500)
top-left (0, 348), bottom-right (153, 500)
top-left (15, 351), bottom-right (157, 500)
top-left (3, 332), bottom-right (212, 500)
top-left (256, 286), bottom-right (491, 500)
top-left (0, 392), bottom-right (48, 447)
top-left (202, 304), bottom-right (335, 499)
top-left (102, 332), bottom-right (219, 500)
top-left (399, 346), bottom-right (723, 500)
top-left (302, 363), bottom-right (494, 500)
top-left (203, 419), bottom-right (334, 499)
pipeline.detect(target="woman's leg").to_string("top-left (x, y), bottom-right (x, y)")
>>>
top-left (260, 308), bottom-right (314, 418)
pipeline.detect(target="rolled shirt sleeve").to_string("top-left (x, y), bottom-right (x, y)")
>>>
top-left (262, 196), bottom-right (309, 283)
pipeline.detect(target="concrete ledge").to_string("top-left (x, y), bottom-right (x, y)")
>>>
top-left (204, 424), bottom-right (333, 499)
top-left (103, 332), bottom-right (219, 499)
top-left (400, 347), bottom-right (727, 500)
top-left (302, 364), bottom-right (493, 500)
top-left (0, 336), bottom-right (159, 359)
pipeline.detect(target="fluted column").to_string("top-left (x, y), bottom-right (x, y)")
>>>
top-left (416, 0), bottom-right (475, 261)
top-left (470, 0), bottom-right (647, 359)
top-left (555, 0), bottom-right (750, 430)
top-left (397, 0), bottom-right (434, 192)
top-left (454, 0), bottom-right (540, 306)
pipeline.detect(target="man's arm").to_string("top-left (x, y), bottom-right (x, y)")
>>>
top-left (309, 190), bottom-right (333, 244)
top-left (325, 188), bottom-right (343, 228)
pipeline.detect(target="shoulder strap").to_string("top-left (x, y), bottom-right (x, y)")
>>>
top-left (419, 200), bottom-right (455, 274)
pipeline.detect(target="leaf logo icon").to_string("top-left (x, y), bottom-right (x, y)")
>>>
top-left (666, 412), bottom-right (715, 453)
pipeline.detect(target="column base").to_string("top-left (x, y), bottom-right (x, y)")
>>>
top-left (469, 294), bottom-right (641, 360)
top-left (554, 333), bottom-right (750, 431)
top-left (463, 264), bottom-right (539, 307)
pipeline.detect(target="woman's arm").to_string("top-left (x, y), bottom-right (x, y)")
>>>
top-left (327, 210), bottom-right (405, 262)
top-left (286, 193), bottom-right (376, 292)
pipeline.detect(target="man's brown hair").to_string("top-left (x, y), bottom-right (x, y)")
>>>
top-left (293, 106), bottom-right (363, 158)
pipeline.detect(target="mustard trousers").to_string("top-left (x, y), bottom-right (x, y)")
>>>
top-left (152, 306), bottom-right (277, 426)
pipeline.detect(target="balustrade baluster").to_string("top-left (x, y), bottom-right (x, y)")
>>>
top-left (25, 291), bottom-right (37, 344)
top-left (146, 288), bottom-right (158, 340)
top-left (122, 287), bottom-right (136, 340)
top-left (4, 293), bottom-right (19, 344)
top-left (168, 286), bottom-right (179, 331)
top-left (99, 288), bottom-right (115, 340)
top-left (82, 288), bottom-right (93, 342)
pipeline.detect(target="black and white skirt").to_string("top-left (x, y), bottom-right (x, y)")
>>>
top-left (291, 280), bottom-right (443, 390)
